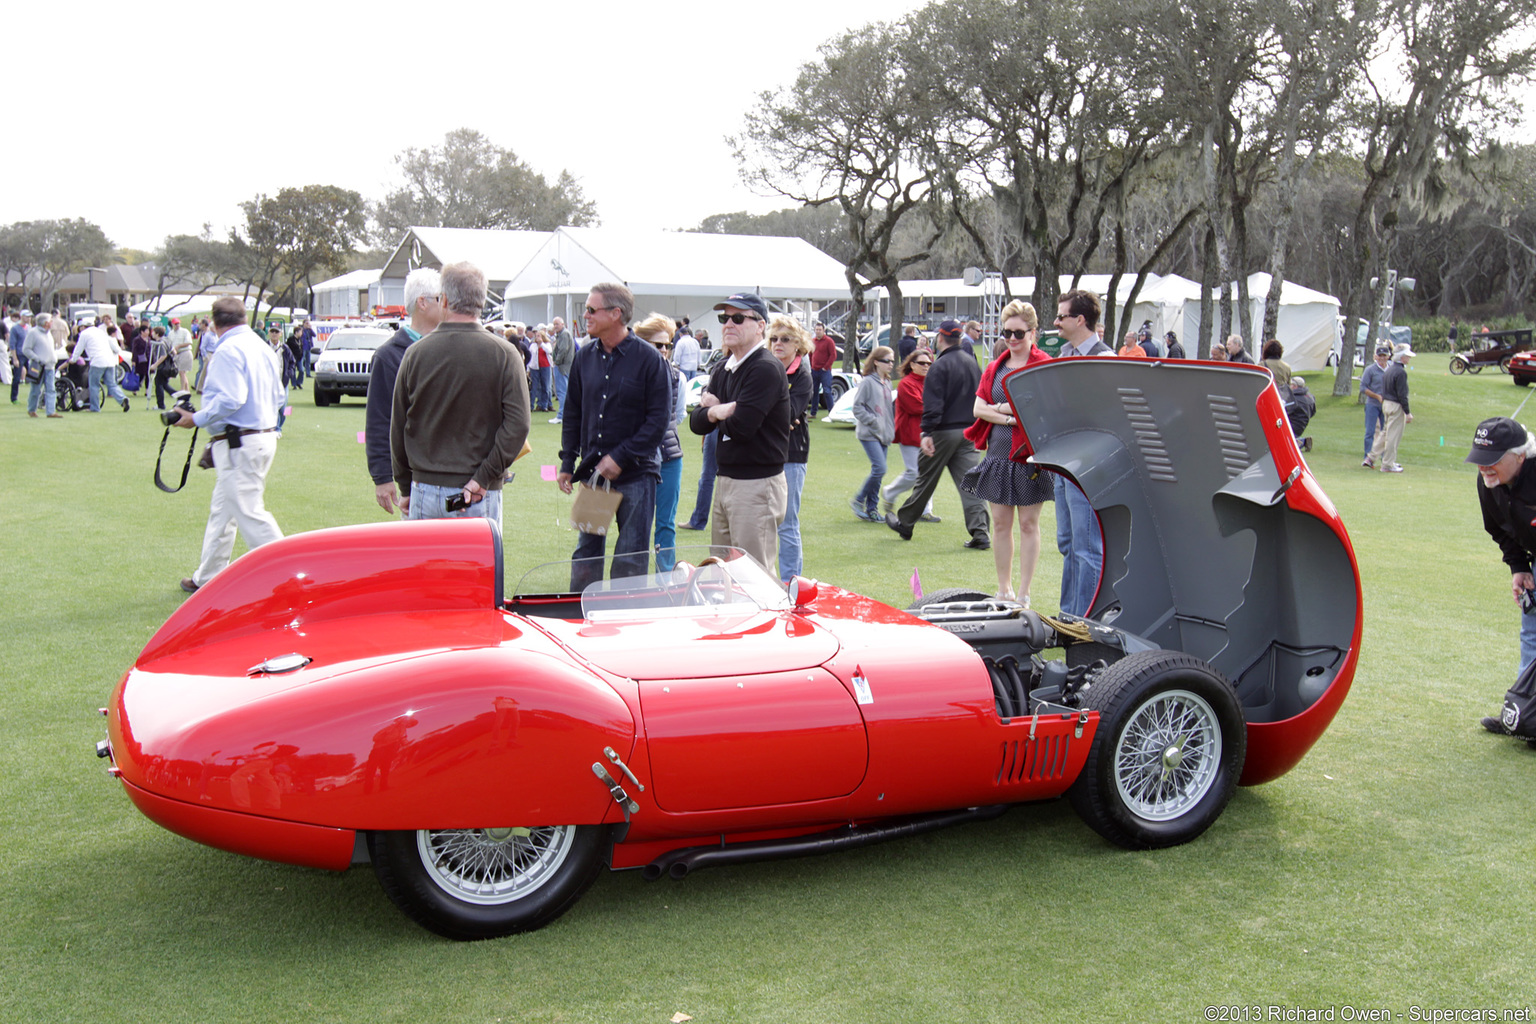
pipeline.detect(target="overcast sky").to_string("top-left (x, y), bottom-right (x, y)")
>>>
top-left (6, 0), bottom-right (928, 253)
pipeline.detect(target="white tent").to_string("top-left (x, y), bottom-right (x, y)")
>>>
top-left (500, 226), bottom-right (852, 329)
top-left (1180, 273), bottom-right (1340, 370)
top-left (129, 294), bottom-right (263, 318)
top-left (310, 268), bottom-right (381, 318)
top-left (377, 227), bottom-right (552, 310)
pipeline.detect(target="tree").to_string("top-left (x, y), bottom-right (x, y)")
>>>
top-left (373, 128), bottom-right (597, 243)
top-left (734, 21), bottom-right (941, 366)
top-left (232, 186), bottom-right (368, 320)
top-left (0, 222), bottom-right (44, 309)
top-left (149, 227), bottom-right (244, 316)
top-left (32, 219), bottom-right (112, 309)
top-left (1331, 0), bottom-right (1536, 394)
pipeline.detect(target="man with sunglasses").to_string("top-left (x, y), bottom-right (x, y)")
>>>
top-left (559, 282), bottom-right (672, 591)
top-left (688, 292), bottom-right (790, 574)
top-left (1051, 289), bottom-right (1112, 616)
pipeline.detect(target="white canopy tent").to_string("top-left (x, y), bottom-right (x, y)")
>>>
top-left (310, 269), bottom-right (382, 318)
top-left (128, 294), bottom-right (307, 320)
top-left (1179, 273), bottom-right (1340, 370)
top-left (377, 227), bottom-right (552, 311)
top-left (500, 226), bottom-right (853, 330)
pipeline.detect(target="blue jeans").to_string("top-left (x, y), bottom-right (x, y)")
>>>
top-left (1363, 401), bottom-right (1383, 458)
top-left (655, 456), bottom-right (683, 571)
top-left (28, 364), bottom-right (56, 415)
top-left (856, 438), bottom-right (887, 515)
top-left (407, 482), bottom-right (503, 524)
top-left (1054, 473), bottom-right (1103, 617)
top-left (530, 366), bottom-right (551, 410)
top-left (778, 460), bottom-right (807, 581)
top-left (87, 364), bottom-right (127, 411)
top-left (812, 368), bottom-right (835, 411)
top-left (552, 365), bottom-right (568, 413)
top-left (1521, 603), bottom-right (1536, 676)
top-left (685, 431), bottom-right (717, 528)
top-left (571, 473), bottom-right (657, 592)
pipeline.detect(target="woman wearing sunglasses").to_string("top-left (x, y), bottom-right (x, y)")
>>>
top-left (634, 313), bottom-right (686, 571)
top-left (850, 346), bottom-right (897, 521)
top-left (962, 300), bottom-right (1053, 605)
top-left (768, 315), bottom-right (814, 582)
top-left (882, 349), bottom-right (939, 522)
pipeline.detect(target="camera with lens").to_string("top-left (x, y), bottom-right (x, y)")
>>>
top-left (161, 391), bottom-right (195, 426)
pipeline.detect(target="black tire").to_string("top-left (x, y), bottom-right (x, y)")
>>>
top-left (830, 378), bottom-right (849, 403)
top-left (1469, 363), bottom-right (1484, 374)
top-left (313, 387), bottom-right (333, 407)
top-left (56, 379), bottom-right (79, 411)
top-left (1067, 650), bottom-right (1245, 850)
top-left (368, 825), bottom-right (605, 940)
top-left (1516, 377), bottom-right (1530, 387)
top-left (1449, 359), bottom-right (1466, 375)
top-left (1500, 355), bottom-right (1513, 374)
top-left (908, 587), bottom-right (994, 611)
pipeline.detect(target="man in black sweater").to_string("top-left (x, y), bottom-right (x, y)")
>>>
top-left (885, 327), bottom-right (990, 547)
top-left (367, 267), bottom-right (444, 515)
top-left (688, 292), bottom-right (790, 572)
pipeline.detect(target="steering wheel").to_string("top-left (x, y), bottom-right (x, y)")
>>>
top-left (684, 557), bottom-right (728, 607)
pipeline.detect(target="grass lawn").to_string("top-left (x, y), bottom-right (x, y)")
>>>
top-left (3, 363), bottom-right (1535, 1023)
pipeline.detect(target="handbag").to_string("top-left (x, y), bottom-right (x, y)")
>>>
top-left (570, 478), bottom-right (623, 535)
top-left (123, 370), bottom-right (142, 392)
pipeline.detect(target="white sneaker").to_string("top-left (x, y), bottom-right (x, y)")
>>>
top-left (1384, 463), bottom-right (1404, 473)
top-left (548, 416), bottom-right (561, 424)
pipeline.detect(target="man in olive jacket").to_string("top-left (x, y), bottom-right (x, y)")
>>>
top-left (390, 261), bottom-right (530, 523)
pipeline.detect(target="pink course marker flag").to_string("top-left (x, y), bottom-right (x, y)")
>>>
top-left (356, 430), bottom-right (366, 444)
top-left (910, 568), bottom-right (923, 600)
top-left (540, 465), bottom-right (558, 482)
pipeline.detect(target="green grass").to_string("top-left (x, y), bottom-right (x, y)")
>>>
top-left (4, 367), bottom-right (1535, 1023)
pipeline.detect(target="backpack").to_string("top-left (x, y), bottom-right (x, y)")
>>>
top-left (1499, 655), bottom-right (1536, 737)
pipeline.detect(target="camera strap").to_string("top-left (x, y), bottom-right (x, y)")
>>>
top-left (154, 424), bottom-right (200, 493)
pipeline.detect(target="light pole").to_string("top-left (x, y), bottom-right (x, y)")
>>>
top-left (1369, 270), bottom-right (1416, 345)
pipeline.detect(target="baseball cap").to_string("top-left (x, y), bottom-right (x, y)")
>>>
top-left (938, 319), bottom-right (962, 336)
top-left (1375, 343), bottom-right (1391, 355)
top-left (713, 292), bottom-right (768, 320)
top-left (170, 318), bottom-right (180, 325)
top-left (1466, 417), bottom-right (1527, 466)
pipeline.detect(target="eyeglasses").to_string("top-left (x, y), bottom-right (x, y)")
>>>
top-left (999, 329), bottom-right (1032, 340)
top-left (768, 334), bottom-right (794, 343)
top-left (718, 312), bottom-right (760, 325)
top-left (584, 305), bottom-right (617, 316)
top-left (915, 359), bottom-right (933, 366)
top-left (654, 343), bottom-right (672, 351)
top-left (876, 357), bottom-right (894, 364)
top-left (1053, 313), bottom-right (1080, 322)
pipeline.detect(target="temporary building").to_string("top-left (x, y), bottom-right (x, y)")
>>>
top-left (377, 227), bottom-right (552, 310)
top-left (1180, 273), bottom-right (1340, 370)
top-left (310, 269), bottom-right (382, 318)
top-left (500, 226), bottom-right (853, 330)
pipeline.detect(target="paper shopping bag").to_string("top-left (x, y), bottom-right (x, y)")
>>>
top-left (570, 479), bottom-right (623, 535)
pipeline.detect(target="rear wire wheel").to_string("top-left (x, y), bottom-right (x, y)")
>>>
top-left (369, 824), bottom-right (605, 940)
top-left (1068, 650), bottom-right (1245, 849)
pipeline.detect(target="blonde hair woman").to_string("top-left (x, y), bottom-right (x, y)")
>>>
top-left (961, 299), bottom-right (1053, 604)
top-left (767, 315), bottom-right (814, 580)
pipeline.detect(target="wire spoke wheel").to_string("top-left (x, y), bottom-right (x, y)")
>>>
top-left (1111, 689), bottom-right (1221, 821)
top-left (417, 826), bottom-right (576, 905)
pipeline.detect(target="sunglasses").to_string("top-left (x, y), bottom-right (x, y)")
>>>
top-left (654, 343), bottom-right (672, 350)
top-left (877, 357), bottom-right (894, 364)
top-left (718, 312), bottom-right (760, 325)
top-left (768, 334), bottom-right (795, 343)
top-left (999, 329), bottom-right (1032, 340)
top-left (915, 359), bottom-right (933, 366)
top-left (584, 305), bottom-right (617, 316)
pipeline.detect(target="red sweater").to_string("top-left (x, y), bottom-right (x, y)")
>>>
top-left (894, 371), bottom-right (926, 447)
top-left (967, 346), bottom-right (1052, 460)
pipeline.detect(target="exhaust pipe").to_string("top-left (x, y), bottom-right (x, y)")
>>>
top-left (644, 805), bottom-right (1009, 880)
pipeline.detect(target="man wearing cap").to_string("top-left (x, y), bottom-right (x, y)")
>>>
top-left (560, 282), bottom-right (672, 591)
top-left (688, 291), bottom-right (790, 573)
top-left (937, 320), bottom-right (969, 362)
top-left (1468, 417), bottom-right (1536, 735)
top-left (1365, 345), bottom-right (1415, 472)
top-left (1359, 343), bottom-right (1393, 465)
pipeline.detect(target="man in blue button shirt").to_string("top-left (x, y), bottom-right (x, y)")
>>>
top-left (172, 295), bottom-right (285, 594)
top-left (558, 282), bottom-right (672, 592)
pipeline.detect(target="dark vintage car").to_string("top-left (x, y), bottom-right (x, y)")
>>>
top-left (1450, 328), bottom-right (1534, 375)
top-left (1506, 344), bottom-right (1536, 386)
top-left (96, 360), bottom-right (1361, 940)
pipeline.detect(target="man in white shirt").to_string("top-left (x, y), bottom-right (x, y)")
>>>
top-left (71, 317), bottom-right (131, 412)
top-left (171, 296), bottom-right (285, 594)
top-left (672, 329), bottom-right (701, 379)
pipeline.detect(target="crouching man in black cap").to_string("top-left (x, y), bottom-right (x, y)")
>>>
top-left (1468, 415), bottom-right (1536, 737)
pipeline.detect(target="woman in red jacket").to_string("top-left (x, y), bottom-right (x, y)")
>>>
top-left (881, 349), bottom-right (939, 521)
top-left (961, 300), bottom-right (1053, 605)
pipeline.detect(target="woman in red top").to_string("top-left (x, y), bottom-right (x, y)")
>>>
top-left (961, 299), bottom-right (1053, 604)
top-left (881, 349), bottom-right (939, 521)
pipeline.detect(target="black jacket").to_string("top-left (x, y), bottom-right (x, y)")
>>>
top-left (920, 343), bottom-right (982, 435)
top-left (1481, 455), bottom-right (1536, 575)
top-left (1381, 361), bottom-right (1410, 414)
top-left (688, 345), bottom-right (790, 480)
top-left (786, 357), bottom-right (813, 464)
top-left (366, 326), bottom-right (416, 485)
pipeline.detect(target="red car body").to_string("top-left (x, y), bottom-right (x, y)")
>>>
top-left (101, 360), bottom-right (1361, 939)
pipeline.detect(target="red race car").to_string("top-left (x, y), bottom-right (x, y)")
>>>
top-left (97, 360), bottom-right (1361, 940)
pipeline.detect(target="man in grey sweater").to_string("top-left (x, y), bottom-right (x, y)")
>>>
top-left (390, 262), bottom-right (531, 523)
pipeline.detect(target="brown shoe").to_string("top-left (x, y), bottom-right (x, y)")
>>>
top-left (179, 577), bottom-right (200, 594)
top-left (28, 411), bottom-right (37, 418)
top-left (46, 413), bottom-right (63, 418)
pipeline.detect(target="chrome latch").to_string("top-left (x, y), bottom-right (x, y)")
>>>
top-left (248, 653), bottom-right (312, 676)
top-left (1272, 465), bottom-right (1302, 503)
top-left (592, 763), bottom-right (640, 819)
top-left (603, 746), bottom-right (644, 791)
top-left (1075, 709), bottom-right (1090, 739)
